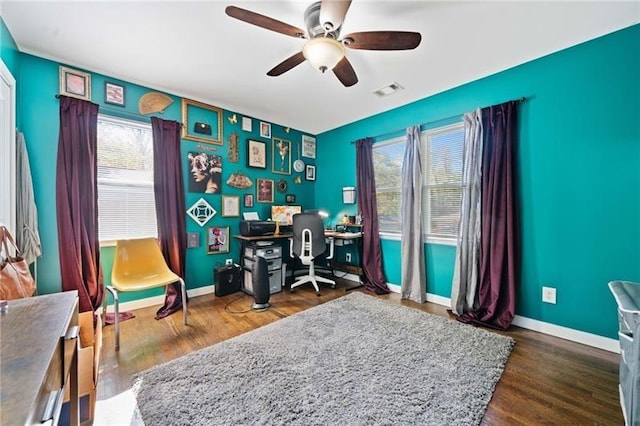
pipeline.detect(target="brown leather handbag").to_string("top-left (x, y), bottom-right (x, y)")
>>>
top-left (0, 226), bottom-right (36, 300)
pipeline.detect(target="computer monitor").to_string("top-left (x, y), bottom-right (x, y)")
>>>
top-left (271, 205), bottom-right (302, 225)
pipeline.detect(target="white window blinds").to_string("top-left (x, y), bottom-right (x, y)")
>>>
top-left (372, 137), bottom-right (404, 234)
top-left (423, 124), bottom-right (464, 238)
top-left (372, 123), bottom-right (465, 241)
top-left (97, 115), bottom-right (157, 243)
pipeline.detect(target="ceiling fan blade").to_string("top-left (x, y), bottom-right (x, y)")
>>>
top-left (267, 52), bottom-right (307, 77)
top-left (319, 0), bottom-right (352, 32)
top-left (342, 31), bottom-right (422, 50)
top-left (225, 6), bottom-right (306, 39)
top-left (333, 57), bottom-right (358, 87)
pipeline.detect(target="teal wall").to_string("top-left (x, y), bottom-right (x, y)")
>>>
top-left (0, 17), bottom-right (19, 77)
top-left (16, 53), bottom-right (316, 303)
top-left (316, 24), bottom-right (640, 339)
top-left (8, 19), bottom-right (639, 339)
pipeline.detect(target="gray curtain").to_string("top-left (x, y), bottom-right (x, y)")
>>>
top-left (458, 101), bottom-right (519, 330)
top-left (451, 109), bottom-right (483, 315)
top-left (400, 125), bottom-right (426, 302)
top-left (16, 132), bottom-right (41, 265)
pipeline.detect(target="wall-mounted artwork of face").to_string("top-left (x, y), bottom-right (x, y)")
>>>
top-left (187, 151), bottom-right (222, 193)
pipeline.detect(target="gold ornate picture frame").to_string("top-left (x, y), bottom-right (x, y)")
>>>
top-left (181, 98), bottom-right (223, 144)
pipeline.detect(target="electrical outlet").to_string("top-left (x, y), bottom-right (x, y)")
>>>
top-left (346, 253), bottom-right (352, 263)
top-left (542, 286), bottom-right (556, 304)
top-left (225, 258), bottom-right (233, 265)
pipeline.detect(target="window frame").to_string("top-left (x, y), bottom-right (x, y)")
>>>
top-left (372, 121), bottom-right (464, 246)
top-left (97, 114), bottom-right (157, 247)
top-left (421, 122), bottom-right (465, 245)
top-left (372, 136), bottom-right (404, 239)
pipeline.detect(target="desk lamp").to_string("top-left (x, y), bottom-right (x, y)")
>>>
top-left (319, 210), bottom-right (329, 229)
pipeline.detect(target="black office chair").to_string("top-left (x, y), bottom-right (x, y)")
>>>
top-left (289, 213), bottom-right (335, 296)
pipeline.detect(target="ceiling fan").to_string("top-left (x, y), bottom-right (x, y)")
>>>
top-left (225, 0), bottom-right (421, 87)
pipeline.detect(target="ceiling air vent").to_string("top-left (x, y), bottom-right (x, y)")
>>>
top-left (373, 82), bottom-right (404, 97)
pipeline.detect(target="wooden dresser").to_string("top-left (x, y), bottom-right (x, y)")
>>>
top-left (0, 291), bottom-right (80, 425)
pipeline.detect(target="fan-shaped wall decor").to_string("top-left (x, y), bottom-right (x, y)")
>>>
top-left (138, 92), bottom-right (173, 115)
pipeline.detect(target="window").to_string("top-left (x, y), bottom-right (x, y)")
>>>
top-left (372, 122), bottom-right (464, 242)
top-left (97, 115), bottom-right (157, 243)
top-left (422, 123), bottom-right (464, 239)
top-left (372, 137), bottom-right (404, 234)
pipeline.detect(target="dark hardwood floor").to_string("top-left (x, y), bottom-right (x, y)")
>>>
top-left (97, 278), bottom-right (623, 425)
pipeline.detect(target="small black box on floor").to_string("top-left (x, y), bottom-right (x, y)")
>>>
top-left (214, 264), bottom-right (241, 297)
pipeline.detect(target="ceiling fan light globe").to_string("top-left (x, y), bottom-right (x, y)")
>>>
top-left (303, 37), bottom-right (345, 73)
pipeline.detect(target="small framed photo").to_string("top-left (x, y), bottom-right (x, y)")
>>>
top-left (104, 81), bottom-right (125, 106)
top-left (242, 116), bottom-right (252, 132)
top-left (207, 226), bottom-right (230, 254)
top-left (302, 134), bottom-right (316, 159)
top-left (286, 194), bottom-right (296, 204)
top-left (257, 178), bottom-right (274, 203)
top-left (305, 164), bottom-right (316, 181)
top-left (59, 66), bottom-right (91, 101)
top-left (247, 139), bottom-right (267, 169)
top-left (222, 195), bottom-right (240, 217)
top-left (187, 232), bottom-right (200, 248)
top-left (272, 138), bottom-right (291, 175)
top-left (244, 193), bottom-right (254, 208)
top-left (260, 122), bottom-right (271, 139)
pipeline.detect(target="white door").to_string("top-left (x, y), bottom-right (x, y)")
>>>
top-left (0, 59), bottom-right (16, 235)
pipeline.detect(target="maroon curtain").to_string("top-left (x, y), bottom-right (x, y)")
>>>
top-left (460, 101), bottom-right (519, 330)
top-left (56, 95), bottom-right (103, 313)
top-left (151, 117), bottom-right (187, 319)
top-left (355, 138), bottom-right (389, 294)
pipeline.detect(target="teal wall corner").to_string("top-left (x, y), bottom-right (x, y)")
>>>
top-left (316, 24), bottom-right (640, 339)
top-left (0, 17), bottom-right (19, 77)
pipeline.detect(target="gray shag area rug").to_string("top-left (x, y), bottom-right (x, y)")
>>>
top-left (132, 292), bottom-right (515, 425)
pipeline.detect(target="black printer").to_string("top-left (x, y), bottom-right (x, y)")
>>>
top-left (240, 220), bottom-right (276, 237)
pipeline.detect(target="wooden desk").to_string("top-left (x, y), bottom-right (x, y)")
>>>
top-left (0, 291), bottom-right (80, 426)
top-left (233, 231), bottom-right (364, 289)
top-left (233, 230), bottom-right (362, 242)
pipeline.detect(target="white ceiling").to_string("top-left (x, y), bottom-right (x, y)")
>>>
top-left (2, 1), bottom-right (638, 134)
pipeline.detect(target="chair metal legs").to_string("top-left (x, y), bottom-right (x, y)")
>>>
top-left (105, 286), bottom-right (120, 350)
top-left (290, 262), bottom-right (336, 296)
top-left (106, 280), bottom-right (189, 351)
top-left (179, 278), bottom-right (188, 326)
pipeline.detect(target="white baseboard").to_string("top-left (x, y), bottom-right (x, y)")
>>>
top-left (105, 280), bottom-right (620, 353)
top-left (511, 315), bottom-right (619, 353)
top-left (385, 282), bottom-right (619, 353)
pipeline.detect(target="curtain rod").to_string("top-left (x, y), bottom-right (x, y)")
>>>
top-left (54, 94), bottom-right (180, 124)
top-left (352, 96), bottom-right (526, 144)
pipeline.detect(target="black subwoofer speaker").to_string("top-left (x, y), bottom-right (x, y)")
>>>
top-left (214, 264), bottom-right (241, 297)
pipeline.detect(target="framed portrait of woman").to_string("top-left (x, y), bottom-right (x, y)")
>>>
top-left (186, 151), bottom-right (222, 193)
top-left (207, 226), bottom-right (229, 254)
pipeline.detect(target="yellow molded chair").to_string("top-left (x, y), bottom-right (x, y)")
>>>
top-left (106, 237), bottom-right (188, 350)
